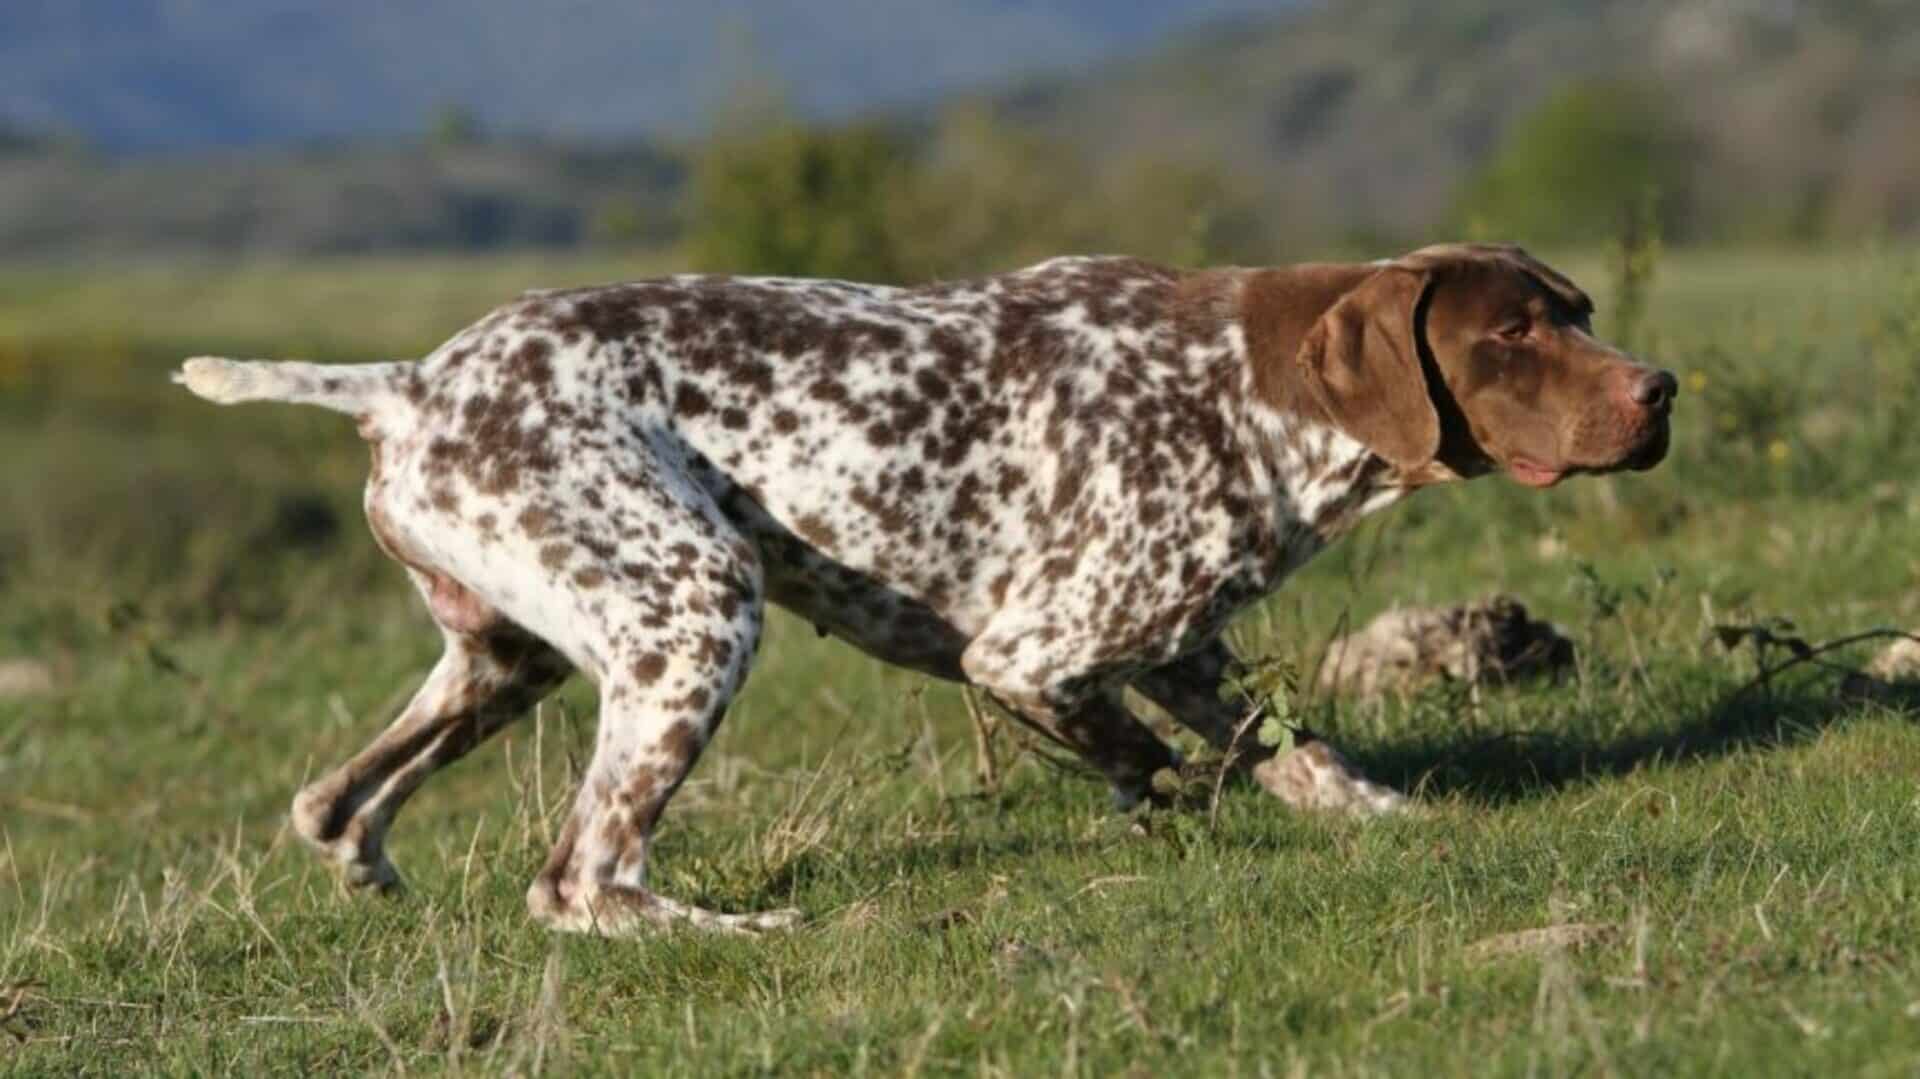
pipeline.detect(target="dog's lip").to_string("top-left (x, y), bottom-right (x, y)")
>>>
top-left (1516, 417), bottom-right (1672, 485)
top-left (1507, 457), bottom-right (1565, 488)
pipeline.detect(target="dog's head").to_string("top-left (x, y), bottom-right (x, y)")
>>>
top-left (1295, 243), bottom-right (1674, 487)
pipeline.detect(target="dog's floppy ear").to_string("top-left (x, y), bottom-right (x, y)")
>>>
top-left (1296, 265), bottom-right (1440, 472)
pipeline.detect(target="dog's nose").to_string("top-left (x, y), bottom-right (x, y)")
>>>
top-left (1631, 369), bottom-right (1677, 411)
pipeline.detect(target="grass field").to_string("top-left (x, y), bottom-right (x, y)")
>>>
top-left (3, 246), bottom-right (1920, 1074)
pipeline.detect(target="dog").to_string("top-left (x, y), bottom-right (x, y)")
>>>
top-left (176, 243), bottom-right (1674, 933)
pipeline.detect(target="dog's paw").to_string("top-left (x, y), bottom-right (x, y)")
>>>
top-left (1251, 738), bottom-right (1412, 817)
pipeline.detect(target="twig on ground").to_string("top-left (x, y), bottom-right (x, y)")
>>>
top-left (1718, 626), bottom-right (1920, 701)
top-left (962, 687), bottom-right (1001, 793)
top-left (1208, 703), bottom-right (1267, 832)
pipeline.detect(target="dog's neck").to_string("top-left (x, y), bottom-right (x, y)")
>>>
top-left (1235, 262), bottom-right (1377, 427)
top-left (1218, 265), bottom-right (1431, 546)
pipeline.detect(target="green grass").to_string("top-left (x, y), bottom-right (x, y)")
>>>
top-left (4, 247), bottom-right (1920, 1074)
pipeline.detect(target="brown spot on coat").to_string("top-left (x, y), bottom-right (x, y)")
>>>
top-left (632, 653), bottom-right (668, 686)
top-left (518, 506), bottom-right (560, 537)
top-left (674, 384), bottom-right (712, 417)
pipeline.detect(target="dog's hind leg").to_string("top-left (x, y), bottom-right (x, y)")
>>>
top-left (961, 615), bottom-right (1180, 810)
top-left (523, 593), bottom-right (797, 935)
top-left (290, 578), bottom-right (571, 892)
top-left (515, 452), bottom-right (799, 935)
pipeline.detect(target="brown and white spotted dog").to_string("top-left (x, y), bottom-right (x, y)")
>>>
top-left (176, 243), bottom-right (1674, 934)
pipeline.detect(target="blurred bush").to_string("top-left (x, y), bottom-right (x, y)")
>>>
top-left (1452, 80), bottom-right (1696, 247)
top-left (688, 119), bottom-right (911, 281)
top-left (685, 104), bottom-right (1273, 282)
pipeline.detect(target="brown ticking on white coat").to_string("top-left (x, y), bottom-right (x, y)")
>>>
top-left (176, 243), bottom-right (1675, 935)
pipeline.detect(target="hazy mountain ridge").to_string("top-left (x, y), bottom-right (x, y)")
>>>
top-left (983, 0), bottom-right (1920, 242)
top-left (3, 1), bottom-right (1916, 257)
top-left (0, 1), bottom-right (1289, 150)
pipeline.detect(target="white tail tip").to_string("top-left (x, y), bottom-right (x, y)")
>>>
top-left (174, 357), bottom-right (258, 404)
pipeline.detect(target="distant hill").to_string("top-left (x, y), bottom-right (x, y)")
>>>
top-left (983, 0), bottom-right (1920, 243)
top-left (0, 1), bottom-right (1288, 150)
top-left (2, 1), bottom-right (1916, 257)
top-left (0, 138), bottom-right (683, 257)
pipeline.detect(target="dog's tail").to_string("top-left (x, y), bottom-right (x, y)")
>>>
top-left (174, 357), bottom-right (413, 437)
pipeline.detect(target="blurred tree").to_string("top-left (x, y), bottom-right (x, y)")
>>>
top-left (688, 116), bottom-right (911, 281)
top-left (887, 106), bottom-right (1094, 279)
top-left (890, 105), bottom-right (1274, 280)
top-left (1452, 81), bottom-right (1693, 247)
top-left (1100, 158), bottom-right (1270, 267)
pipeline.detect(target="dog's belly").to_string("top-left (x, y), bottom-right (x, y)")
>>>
top-left (702, 485), bottom-right (966, 679)
top-left (755, 540), bottom-right (973, 682)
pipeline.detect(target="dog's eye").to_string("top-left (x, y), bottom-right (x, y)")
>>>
top-left (1494, 317), bottom-right (1531, 343)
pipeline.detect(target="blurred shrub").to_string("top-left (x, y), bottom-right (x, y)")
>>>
top-left (1103, 159), bottom-right (1271, 269)
top-left (1863, 258), bottom-right (1920, 438)
top-left (1666, 256), bottom-right (1920, 501)
top-left (687, 119), bottom-right (912, 281)
top-left (1453, 81), bottom-right (1695, 247)
top-left (688, 104), bottom-right (1274, 282)
top-left (1683, 336), bottom-right (1807, 479)
top-left (1607, 187), bottom-right (1662, 355)
top-left (885, 106), bottom-right (1090, 279)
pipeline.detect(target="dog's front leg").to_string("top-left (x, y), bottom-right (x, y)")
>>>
top-left (1131, 638), bottom-right (1409, 816)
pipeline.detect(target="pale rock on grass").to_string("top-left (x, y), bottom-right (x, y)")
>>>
top-left (1863, 633), bottom-right (1920, 681)
top-left (1837, 630), bottom-right (1920, 705)
top-left (0, 658), bottom-right (53, 698)
top-left (1317, 595), bottom-right (1574, 696)
top-left (1466, 922), bottom-right (1621, 963)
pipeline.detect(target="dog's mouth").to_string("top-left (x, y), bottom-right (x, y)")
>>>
top-left (1507, 413), bottom-right (1671, 489)
top-left (1620, 421), bottom-right (1671, 472)
top-left (1506, 457), bottom-right (1565, 488)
